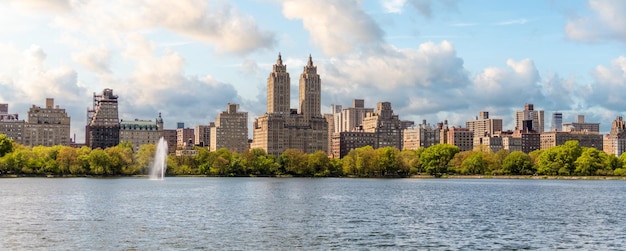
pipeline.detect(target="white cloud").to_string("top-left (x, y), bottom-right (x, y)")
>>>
top-left (52, 0), bottom-right (274, 55)
top-left (282, 0), bottom-right (384, 55)
top-left (382, 0), bottom-right (407, 13)
top-left (7, 0), bottom-right (71, 12)
top-left (565, 0), bottom-right (626, 43)
top-left (589, 56), bottom-right (626, 109)
top-left (72, 46), bottom-right (112, 74)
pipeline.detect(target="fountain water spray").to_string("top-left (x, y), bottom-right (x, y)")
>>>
top-left (149, 137), bottom-right (168, 180)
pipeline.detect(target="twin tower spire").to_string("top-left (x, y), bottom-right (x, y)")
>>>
top-left (267, 53), bottom-right (321, 119)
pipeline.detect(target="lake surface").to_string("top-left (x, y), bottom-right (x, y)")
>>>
top-left (1, 177), bottom-right (625, 250)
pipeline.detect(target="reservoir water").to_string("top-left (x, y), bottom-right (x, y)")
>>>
top-left (1, 177), bottom-right (625, 250)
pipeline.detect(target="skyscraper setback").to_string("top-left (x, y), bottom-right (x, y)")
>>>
top-left (86, 88), bottom-right (120, 149)
top-left (251, 54), bottom-right (328, 155)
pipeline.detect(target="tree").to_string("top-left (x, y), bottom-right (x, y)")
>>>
top-left (502, 151), bottom-right (534, 175)
top-left (574, 148), bottom-right (605, 176)
top-left (308, 151), bottom-right (330, 177)
top-left (280, 149), bottom-right (309, 176)
top-left (0, 134), bottom-right (13, 157)
top-left (419, 144), bottom-right (460, 178)
top-left (461, 152), bottom-right (486, 175)
top-left (88, 149), bottom-right (111, 175)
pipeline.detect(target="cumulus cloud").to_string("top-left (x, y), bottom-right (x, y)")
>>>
top-left (589, 56), bottom-right (626, 110)
top-left (115, 34), bottom-right (242, 128)
top-left (381, 0), bottom-right (458, 17)
top-left (72, 46), bottom-right (112, 74)
top-left (282, 0), bottom-right (384, 55)
top-left (472, 59), bottom-right (541, 106)
top-left (565, 0), bottom-right (626, 43)
top-left (52, 0), bottom-right (274, 54)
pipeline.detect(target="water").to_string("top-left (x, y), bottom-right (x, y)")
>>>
top-left (0, 178), bottom-right (625, 250)
top-left (149, 137), bottom-right (168, 180)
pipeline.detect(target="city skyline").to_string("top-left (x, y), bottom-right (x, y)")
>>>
top-left (1, 0), bottom-right (625, 142)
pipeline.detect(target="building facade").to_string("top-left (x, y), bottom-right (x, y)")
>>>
top-left (466, 111), bottom-right (503, 137)
top-left (23, 98), bottom-right (71, 147)
top-left (403, 120), bottom-right (441, 150)
top-left (119, 113), bottom-right (163, 152)
top-left (86, 88), bottom-right (120, 149)
top-left (604, 116), bottom-right (626, 156)
top-left (551, 112), bottom-right (563, 131)
top-left (515, 104), bottom-right (544, 133)
top-left (251, 54), bottom-right (328, 156)
top-left (361, 102), bottom-right (404, 150)
top-left (440, 125), bottom-right (474, 152)
top-left (210, 103), bottom-right (248, 152)
top-left (541, 131), bottom-right (603, 150)
top-left (176, 127), bottom-right (195, 148)
top-left (0, 104), bottom-right (24, 143)
top-left (195, 122), bottom-right (214, 147)
top-left (562, 115), bottom-right (600, 133)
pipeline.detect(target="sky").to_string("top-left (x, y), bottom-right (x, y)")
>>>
top-left (1, 0), bottom-right (626, 143)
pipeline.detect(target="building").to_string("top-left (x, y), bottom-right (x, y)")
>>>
top-left (251, 54), bottom-right (328, 156)
top-left (331, 131), bottom-right (377, 158)
top-left (22, 98), bottom-right (71, 147)
top-left (604, 116), bottom-right (626, 156)
top-left (541, 131), bottom-right (603, 150)
top-left (86, 88), bottom-right (120, 149)
top-left (0, 104), bottom-right (24, 143)
top-left (515, 104), bottom-right (544, 133)
top-left (176, 127), bottom-right (194, 148)
top-left (119, 113), bottom-right (164, 152)
top-left (562, 115), bottom-right (600, 133)
top-left (440, 125), bottom-right (474, 151)
top-left (332, 99), bottom-right (374, 133)
top-left (403, 120), bottom-right (441, 150)
top-left (210, 103), bottom-right (248, 152)
top-left (473, 136), bottom-right (503, 152)
top-left (551, 112), bottom-right (562, 131)
top-left (195, 122), bottom-right (214, 147)
top-left (163, 129), bottom-right (177, 154)
top-left (466, 111), bottom-right (503, 137)
top-left (361, 102), bottom-right (404, 149)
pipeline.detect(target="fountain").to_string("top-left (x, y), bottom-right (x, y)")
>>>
top-left (149, 137), bottom-right (168, 180)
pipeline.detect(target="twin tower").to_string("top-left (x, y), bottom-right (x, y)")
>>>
top-left (251, 54), bottom-right (328, 155)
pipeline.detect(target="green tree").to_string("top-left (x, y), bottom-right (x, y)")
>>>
top-left (376, 147), bottom-right (401, 176)
top-left (88, 149), bottom-right (111, 175)
top-left (419, 144), bottom-right (460, 178)
top-left (0, 134), bottom-right (14, 157)
top-left (574, 148), bottom-right (605, 176)
top-left (308, 150), bottom-right (330, 177)
top-left (280, 149), bottom-right (309, 176)
top-left (461, 152), bottom-right (486, 175)
top-left (502, 151), bottom-right (534, 175)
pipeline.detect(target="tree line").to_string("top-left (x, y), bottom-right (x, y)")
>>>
top-left (1, 133), bottom-right (626, 177)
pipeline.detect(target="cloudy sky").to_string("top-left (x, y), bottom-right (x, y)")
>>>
top-left (1, 0), bottom-right (625, 142)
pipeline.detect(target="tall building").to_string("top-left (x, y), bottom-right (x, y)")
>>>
top-left (176, 127), bottom-right (194, 148)
top-left (466, 111), bottom-right (503, 137)
top-left (251, 54), bottom-right (328, 156)
top-left (162, 129), bottom-right (177, 154)
top-left (361, 102), bottom-right (404, 149)
top-left (515, 104), bottom-right (544, 133)
top-left (332, 99), bottom-right (374, 133)
top-left (210, 103), bottom-right (248, 152)
top-left (551, 112), bottom-right (562, 131)
top-left (23, 98), bottom-right (71, 147)
top-left (604, 116), bottom-right (626, 156)
top-left (119, 113), bottom-right (164, 152)
top-left (562, 115), bottom-right (600, 133)
top-left (0, 103), bottom-right (24, 143)
top-left (403, 120), bottom-right (441, 150)
top-left (440, 125), bottom-right (474, 151)
top-left (86, 88), bottom-right (120, 149)
top-left (195, 122), bottom-right (214, 147)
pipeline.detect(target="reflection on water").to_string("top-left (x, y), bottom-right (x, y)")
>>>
top-left (0, 178), bottom-right (625, 250)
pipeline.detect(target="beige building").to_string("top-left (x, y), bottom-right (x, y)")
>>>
top-left (86, 89), bottom-right (120, 149)
top-left (541, 131), bottom-right (603, 150)
top-left (562, 115), bottom-right (600, 133)
top-left (466, 111), bottom-right (503, 137)
top-left (163, 129), bottom-right (177, 154)
top-left (403, 120), bottom-right (441, 150)
top-left (361, 102), bottom-right (404, 149)
top-left (515, 103), bottom-right (545, 133)
top-left (23, 98), bottom-right (71, 147)
top-left (440, 124), bottom-right (474, 151)
top-left (210, 103), bottom-right (248, 152)
top-left (195, 122), bottom-right (214, 147)
top-left (252, 54), bottom-right (328, 156)
top-left (332, 99), bottom-right (374, 133)
top-left (119, 113), bottom-right (163, 152)
top-left (0, 104), bottom-right (24, 143)
top-left (604, 116), bottom-right (626, 156)
top-left (176, 127), bottom-right (194, 148)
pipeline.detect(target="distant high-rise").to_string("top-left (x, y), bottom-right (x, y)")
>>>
top-left (466, 111), bottom-right (503, 137)
top-left (551, 112), bottom-right (562, 131)
top-left (210, 103), bottom-right (248, 153)
top-left (86, 89), bottom-right (120, 149)
top-left (251, 54), bottom-right (328, 155)
top-left (515, 103), bottom-right (544, 133)
top-left (119, 114), bottom-right (163, 152)
top-left (604, 116), bottom-right (626, 156)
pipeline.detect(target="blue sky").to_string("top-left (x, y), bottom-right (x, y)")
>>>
top-left (1, 0), bottom-right (625, 142)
